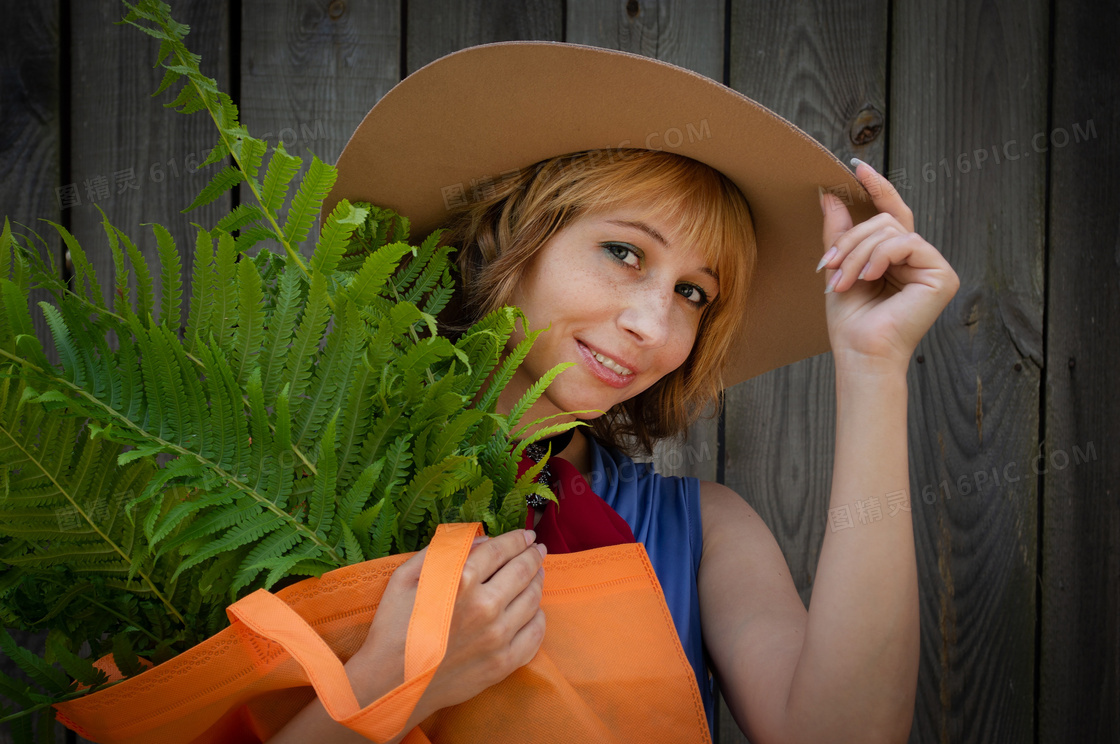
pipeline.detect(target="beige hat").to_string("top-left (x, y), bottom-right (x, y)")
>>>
top-left (321, 41), bottom-right (877, 388)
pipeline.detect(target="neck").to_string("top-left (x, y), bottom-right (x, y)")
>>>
top-left (556, 427), bottom-right (591, 473)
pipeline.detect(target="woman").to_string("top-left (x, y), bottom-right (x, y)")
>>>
top-left (275, 43), bottom-right (959, 744)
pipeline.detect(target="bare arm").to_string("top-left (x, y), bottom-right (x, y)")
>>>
top-left (699, 363), bottom-right (918, 744)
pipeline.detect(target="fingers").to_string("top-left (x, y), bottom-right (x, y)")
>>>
top-left (849, 158), bottom-right (915, 232)
top-left (825, 233), bottom-right (922, 294)
top-left (460, 529), bottom-right (538, 589)
top-left (506, 606), bottom-right (547, 668)
top-left (482, 539), bottom-right (546, 602)
top-left (820, 189), bottom-right (854, 253)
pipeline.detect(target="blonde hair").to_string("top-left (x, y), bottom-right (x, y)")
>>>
top-left (437, 148), bottom-right (757, 455)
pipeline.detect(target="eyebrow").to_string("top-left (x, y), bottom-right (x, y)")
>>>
top-left (604, 218), bottom-right (720, 282)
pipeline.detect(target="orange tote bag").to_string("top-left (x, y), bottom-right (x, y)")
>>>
top-left (54, 522), bottom-right (712, 743)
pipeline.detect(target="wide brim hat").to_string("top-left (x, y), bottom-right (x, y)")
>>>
top-left (321, 41), bottom-right (878, 389)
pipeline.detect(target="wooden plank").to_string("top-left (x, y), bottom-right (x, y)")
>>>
top-left (239, 0), bottom-right (400, 258)
top-left (721, 1), bottom-right (887, 742)
top-left (567, 0), bottom-right (723, 80)
top-left (1041, 1), bottom-right (1120, 741)
top-left (0, 0), bottom-right (58, 361)
top-left (0, 3), bottom-right (65, 742)
top-left (405, 0), bottom-right (563, 75)
top-left (69, 1), bottom-right (229, 331)
top-left (891, 0), bottom-right (1048, 741)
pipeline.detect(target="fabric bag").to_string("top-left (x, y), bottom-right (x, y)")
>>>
top-left (53, 522), bottom-right (712, 743)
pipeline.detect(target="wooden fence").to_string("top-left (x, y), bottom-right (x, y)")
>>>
top-left (1, 1), bottom-right (1116, 742)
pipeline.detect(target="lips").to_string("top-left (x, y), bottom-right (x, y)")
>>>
top-left (576, 341), bottom-right (638, 389)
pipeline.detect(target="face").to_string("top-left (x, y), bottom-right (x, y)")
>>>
top-left (498, 203), bottom-right (721, 431)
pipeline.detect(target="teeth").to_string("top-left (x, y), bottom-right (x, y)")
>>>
top-left (592, 350), bottom-right (633, 376)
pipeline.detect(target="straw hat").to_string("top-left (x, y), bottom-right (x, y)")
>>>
top-left (321, 41), bottom-right (878, 388)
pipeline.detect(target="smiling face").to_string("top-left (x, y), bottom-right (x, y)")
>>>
top-left (498, 203), bottom-right (721, 429)
top-left (441, 148), bottom-right (755, 453)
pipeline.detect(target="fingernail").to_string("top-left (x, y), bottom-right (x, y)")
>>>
top-left (825, 268), bottom-right (842, 294)
top-left (524, 529), bottom-right (536, 545)
top-left (536, 543), bottom-right (547, 558)
top-left (817, 185), bottom-right (825, 208)
top-left (472, 536), bottom-right (489, 546)
top-left (858, 261), bottom-right (870, 281)
top-left (850, 157), bottom-right (872, 172)
top-left (816, 246), bottom-right (837, 273)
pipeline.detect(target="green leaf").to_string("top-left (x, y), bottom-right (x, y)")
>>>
top-left (345, 241), bottom-right (414, 307)
top-left (282, 155), bottom-right (336, 249)
top-left (149, 222), bottom-right (183, 330)
top-left (312, 199), bottom-right (368, 277)
top-left (308, 410), bottom-right (338, 537)
top-left (231, 258), bottom-right (265, 386)
top-left (184, 164), bottom-right (243, 212)
top-left (260, 141), bottom-right (302, 214)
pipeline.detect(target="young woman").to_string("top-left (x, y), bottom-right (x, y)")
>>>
top-left (273, 43), bottom-right (960, 744)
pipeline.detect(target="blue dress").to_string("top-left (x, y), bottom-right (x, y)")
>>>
top-left (583, 436), bottom-right (716, 739)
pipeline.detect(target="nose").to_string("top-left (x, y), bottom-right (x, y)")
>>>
top-left (617, 284), bottom-right (673, 347)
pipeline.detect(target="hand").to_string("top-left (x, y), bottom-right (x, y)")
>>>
top-left (818, 160), bottom-right (960, 373)
top-left (348, 529), bottom-right (547, 719)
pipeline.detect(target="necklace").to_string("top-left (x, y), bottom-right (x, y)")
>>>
top-left (522, 428), bottom-right (576, 509)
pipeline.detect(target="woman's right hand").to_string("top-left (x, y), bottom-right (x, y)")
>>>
top-left (348, 528), bottom-right (548, 721)
top-left (268, 529), bottom-right (547, 744)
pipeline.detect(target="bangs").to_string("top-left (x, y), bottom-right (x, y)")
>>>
top-left (571, 151), bottom-right (754, 308)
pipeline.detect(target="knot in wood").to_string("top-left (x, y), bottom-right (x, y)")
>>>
top-left (849, 106), bottom-right (884, 146)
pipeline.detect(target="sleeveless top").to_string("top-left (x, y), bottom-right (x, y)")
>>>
top-left (583, 437), bottom-right (716, 739)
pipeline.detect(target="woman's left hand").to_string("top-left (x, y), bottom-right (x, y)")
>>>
top-left (818, 160), bottom-right (960, 373)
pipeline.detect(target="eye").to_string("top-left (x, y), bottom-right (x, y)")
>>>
top-left (603, 242), bottom-right (641, 268)
top-left (676, 283), bottom-right (710, 307)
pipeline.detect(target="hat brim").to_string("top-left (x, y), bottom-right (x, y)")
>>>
top-left (321, 40), bottom-right (878, 388)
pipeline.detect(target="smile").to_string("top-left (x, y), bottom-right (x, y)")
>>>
top-left (576, 341), bottom-right (639, 390)
top-left (590, 350), bottom-right (633, 376)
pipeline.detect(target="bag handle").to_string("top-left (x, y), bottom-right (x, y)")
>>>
top-left (226, 522), bottom-right (484, 743)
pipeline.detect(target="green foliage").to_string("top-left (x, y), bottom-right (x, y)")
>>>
top-left (0, 0), bottom-right (581, 734)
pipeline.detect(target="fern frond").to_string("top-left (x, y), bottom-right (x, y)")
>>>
top-left (312, 199), bottom-right (368, 277)
top-left (259, 259), bottom-right (303, 401)
top-left (214, 204), bottom-right (264, 235)
top-left (260, 141), bottom-right (301, 214)
top-left (184, 165), bottom-right (244, 213)
top-left (282, 155), bottom-right (336, 248)
top-left (345, 241), bottom-right (415, 307)
top-left (183, 227), bottom-right (214, 352)
top-left (149, 223), bottom-right (183, 331)
top-left (231, 258), bottom-right (265, 386)
top-left (307, 410), bottom-right (338, 537)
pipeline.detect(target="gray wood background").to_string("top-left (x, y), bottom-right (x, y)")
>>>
top-left (1, 1), bottom-right (1116, 742)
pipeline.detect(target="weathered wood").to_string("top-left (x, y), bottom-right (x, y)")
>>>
top-left (240, 0), bottom-right (400, 257)
top-left (567, 0), bottom-right (723, 80)
top-left (721, 1), bottom-right (887, 742)
top-left (405, 0), bottom-right (563, 74)
top-left (1041, 1), bottom-right (1120, 741)
top-left (0, 3), bottom-right (65, 741)
top-left (69, 0), bottom-right (229, 331)
top-left (891, 0), bottom-right (1048, 742)
top-left (0, 0), bottom-right (59, 361)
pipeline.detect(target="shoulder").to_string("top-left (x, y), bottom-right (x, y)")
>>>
top-left (697, 480), bottom-right (767, 550)
top-left (695, 480), bottom-right (797, 601)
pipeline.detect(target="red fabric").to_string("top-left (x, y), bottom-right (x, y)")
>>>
top-left (520, 455), bottom-right (636, 554)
